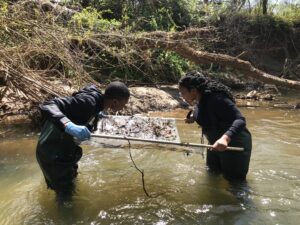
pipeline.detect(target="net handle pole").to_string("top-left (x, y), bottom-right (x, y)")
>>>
top-left (90, 134), bottom-right (243, 151)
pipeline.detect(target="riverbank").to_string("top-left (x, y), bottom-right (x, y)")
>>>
top-left (1, 84), bottom-right (299, 128)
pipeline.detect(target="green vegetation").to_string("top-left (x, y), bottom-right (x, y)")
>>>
top-left (0, 0), bottom-right (8, 15)
top-left (61, 0), bottom-right (300, 82)
top-left (273, 2), bottom-right (300, 24)
top-left (70, 7), bottom-right (121, 31)
top-left (1, 0), bottom-right (299, 85)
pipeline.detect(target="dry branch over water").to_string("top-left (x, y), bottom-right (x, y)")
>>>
top-left (87, 31), bottom-right (300, 90)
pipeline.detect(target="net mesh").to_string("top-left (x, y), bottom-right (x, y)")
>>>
top-left (94, 115), bottom-right (180, 142)
top-left (87, 115), bottom-right (204, 155)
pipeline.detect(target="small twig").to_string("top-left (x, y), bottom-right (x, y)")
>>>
top-left (236, 51), bottom-right (248, 59)
top-left (126, 137), bottom-right (152, 197)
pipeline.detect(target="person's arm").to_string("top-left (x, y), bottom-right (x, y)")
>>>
top-left (39, 97), bottom-right (91, 141)
top-left (39, 86), bottom-right (102, 140)
top-left (39, 98), bottom-right (71, 130)
top-left (211, 95), bottom-right (246, 151)
top-left (40, 85), bottom-right (102, 129)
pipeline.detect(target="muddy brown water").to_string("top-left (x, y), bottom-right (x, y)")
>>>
top-left (0, 101), bottom-right (299, 225)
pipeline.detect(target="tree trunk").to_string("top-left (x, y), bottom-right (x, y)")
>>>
top-left (172, 44), bottom-right (300, 90)
top-left (89, 28), bottom-right (300, 90)
top-left (262, 0), bottom-right (268, 15)
top-left (132, 33), bottom-right (300, 90)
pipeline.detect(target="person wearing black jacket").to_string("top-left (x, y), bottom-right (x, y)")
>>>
top-left (179, 71), bottom-right (252, 181)
top-left (36, 81), bottom-right (130, 196)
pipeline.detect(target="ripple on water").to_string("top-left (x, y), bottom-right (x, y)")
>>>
top-left (253, 169), bottom-right (299, 182)
top-left (261, 198), bottom-right (272, 205)
top-left (210, 204), bottom-right (246, 214)
top-left (183, 204), bottom-right (213, 214)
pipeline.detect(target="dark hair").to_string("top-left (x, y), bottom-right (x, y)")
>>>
top-left (179, 71), bottom-right (235, 102)
top-left (104, 81), bottom-right (130, 100)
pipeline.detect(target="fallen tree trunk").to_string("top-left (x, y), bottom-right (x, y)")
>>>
top-left (132, 34), bottom-right (300, 90)
top-left (20, 24), bottom-right (296, 91)
top-left (172, 44), bottom-right (300, 90)
top-left (87, 29), bottom-right (300, 90)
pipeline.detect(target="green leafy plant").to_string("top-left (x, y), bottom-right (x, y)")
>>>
top-left (0, 0), bottom-right (8, 16)
top-left (157, 51), bottom-right (189, 82)
top-left (70, 7), bottom-right (121, 31)
top-left (272, 2), bottom-right (300, 24)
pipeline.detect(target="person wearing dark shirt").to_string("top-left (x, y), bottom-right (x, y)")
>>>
top-left (36, 81), bottom-right (130, 197)
top-left (178, 71), bottom-right (252, 181)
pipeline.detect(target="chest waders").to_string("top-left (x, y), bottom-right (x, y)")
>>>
top-left (203, 125), bottom-right (252, 181)
top-left (36, 121), bottom-right (83, 193)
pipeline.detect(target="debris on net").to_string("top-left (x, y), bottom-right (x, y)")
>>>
top-left (94, 115), bottom-right (180, 142)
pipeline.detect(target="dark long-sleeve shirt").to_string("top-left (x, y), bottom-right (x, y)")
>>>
top-left (194, 93), bottom-right (246, 142)
top-left (39, 85), bottom-right (104, 130)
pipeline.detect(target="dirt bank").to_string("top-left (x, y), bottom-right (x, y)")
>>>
top-left (0, 85), bottom-right (299, 126)
top-left (124, 85), bottom-right (188, 114)
top-left (0, 85), bottom-right (187, 125)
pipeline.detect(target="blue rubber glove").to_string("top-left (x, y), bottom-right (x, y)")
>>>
top-left (65, 122), bottom-right (91, 141)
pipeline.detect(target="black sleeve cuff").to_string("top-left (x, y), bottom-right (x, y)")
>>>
top-left (225, 130), bottom-right (234, 139)
top-left (59, 117), bottom-right (71, 129)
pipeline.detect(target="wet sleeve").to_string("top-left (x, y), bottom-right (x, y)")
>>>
top-left (39, 97), bottom-right (72, 130)
top-left (212, 95), bottom-right (246, 139)
top-left (39, 93), bottom-right (98, 130)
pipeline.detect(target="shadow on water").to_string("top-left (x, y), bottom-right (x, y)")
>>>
top-left (228, 180), bottom-right (253, 205)
top-left (33, 183), bottom-right (88, 225)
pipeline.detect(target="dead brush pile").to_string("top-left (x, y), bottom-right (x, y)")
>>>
top-left (0, 1), bottom-right (217, 124)
top-left (0, 3), bottom-right (94, 123)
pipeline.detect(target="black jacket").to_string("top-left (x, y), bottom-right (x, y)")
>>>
top-left (39, 84), bottom-right (104, 130)
top-left (194, 93), bottom-right (248, 145)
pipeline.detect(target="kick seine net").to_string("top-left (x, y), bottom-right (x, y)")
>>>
top-left (87, 115), bottom-right (243, 154)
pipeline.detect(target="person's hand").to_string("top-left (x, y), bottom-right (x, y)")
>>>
top-left (98, 111), bottom-right (108, 119)
top-left (212, 135), bottom-right (231, 151)
top-left (185, 110), bottom-right (195, 124)
top-left (65, 122), bottom-right (91, 141)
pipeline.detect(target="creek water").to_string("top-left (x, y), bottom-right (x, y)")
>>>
top-left (0, 103), bottom-right (299, 225)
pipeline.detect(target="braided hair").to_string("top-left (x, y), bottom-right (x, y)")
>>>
top-left (179, 71), bottom-right (235, 102)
